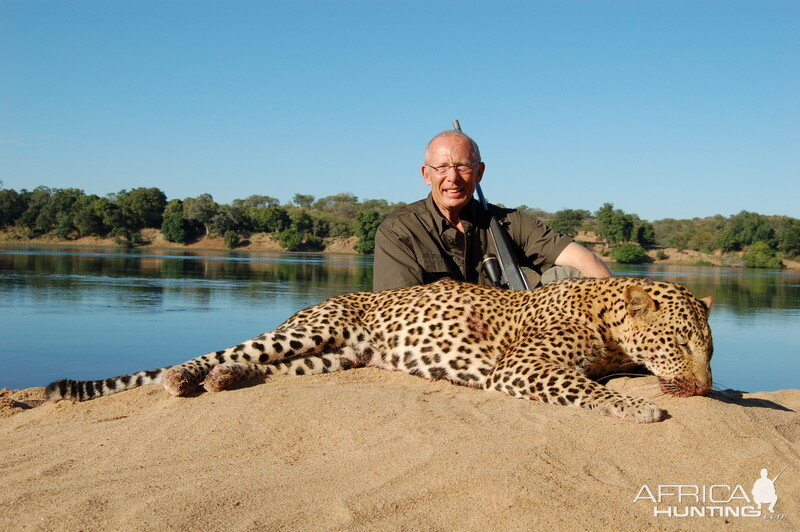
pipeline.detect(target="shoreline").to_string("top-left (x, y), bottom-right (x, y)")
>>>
top-left (0, 229), bottom-right (360, 255)
top-left (3, 229), bottom-right (798, 270)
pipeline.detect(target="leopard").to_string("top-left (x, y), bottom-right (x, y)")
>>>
top-left (46, 277), bottom-right (714, 423)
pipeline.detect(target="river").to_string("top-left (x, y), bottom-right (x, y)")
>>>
top-left (1, 245), bottom-right (797, 392)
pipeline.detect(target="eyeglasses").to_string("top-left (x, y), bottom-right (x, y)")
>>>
top-left (425, 162), bottom-right (481, 176)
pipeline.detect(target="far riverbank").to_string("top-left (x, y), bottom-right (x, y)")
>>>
top-left (2, 228), bottom-right (798, 270)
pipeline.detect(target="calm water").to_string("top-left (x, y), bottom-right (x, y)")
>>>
top-left (1, 245), bottom-right (798, 393)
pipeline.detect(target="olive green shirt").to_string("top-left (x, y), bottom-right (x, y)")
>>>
top-left (373, 195), bottom-right (573, 291)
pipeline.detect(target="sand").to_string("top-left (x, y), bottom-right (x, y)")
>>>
top-left (1, 372), bottom-right (798, 530)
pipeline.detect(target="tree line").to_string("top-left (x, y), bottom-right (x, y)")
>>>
top-left (539, 203), bottom-right (798, 268)
top-left (0, 186), bottom-right (798, 267)
top-left (0, 187), bottom-right (398, 253)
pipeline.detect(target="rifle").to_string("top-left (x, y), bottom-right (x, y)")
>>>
top-left (452, 120), bottom-right (530, 290)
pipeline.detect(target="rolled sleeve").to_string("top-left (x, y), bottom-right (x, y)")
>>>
top-left (507, 212), bottom-right (573, 272)
top-left (372, 224), bottom-right (424, 291)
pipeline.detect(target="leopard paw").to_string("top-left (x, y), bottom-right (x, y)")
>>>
top-left (161, 367), bottom-right (200, 396)
top-left (611, 397), bottom-right (664, 423)
top-left (202, 364), bottom-right (242, 392)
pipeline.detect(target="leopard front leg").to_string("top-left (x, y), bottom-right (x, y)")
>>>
top-left (487, 357), bottom-right (663, 423)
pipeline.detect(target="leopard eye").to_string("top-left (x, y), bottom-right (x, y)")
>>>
top-left (676, 333), bottom-right (688, 345)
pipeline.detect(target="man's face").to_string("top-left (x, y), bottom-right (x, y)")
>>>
top-left (421, 136), bottom-right (484, 217)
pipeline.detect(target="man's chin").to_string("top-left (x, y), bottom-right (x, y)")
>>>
top-left (440, 195), bottom-right (469, 208)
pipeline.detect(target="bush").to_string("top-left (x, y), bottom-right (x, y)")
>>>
top-left (161, 213), bottom-right (188, 243)
top-left (354, 209), bottom-right (384, 254)
top-left (223, 230), bottom-right (239, 249)
top-left (611, 243), bottom-right (649, 264)
top-left (742, 241), bottom-right (784, 269)
top-left (278, 228), bottom-right (304, 251)
top-left (656, 250), bottom-right (667, 260)
top-left (550, 209), bottom-right (590, 237)
top-left (303, 235), bottom-right (324, 251)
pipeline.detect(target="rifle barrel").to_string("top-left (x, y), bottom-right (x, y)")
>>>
top-left (450, 118), bottom-right (529, 290)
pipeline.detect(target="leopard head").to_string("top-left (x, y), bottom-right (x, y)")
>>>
top-left (620, 282), bottom-right (714, 397)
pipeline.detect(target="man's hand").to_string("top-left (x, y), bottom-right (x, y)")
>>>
top-left (554, 242), bottom-right (612, 278)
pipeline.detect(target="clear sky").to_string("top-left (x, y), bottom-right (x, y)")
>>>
top-left (2, 1), bottom-right (798, 221)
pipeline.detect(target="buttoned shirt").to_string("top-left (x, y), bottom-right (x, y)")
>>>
top-left (373, 195), bottom-right (573, 291)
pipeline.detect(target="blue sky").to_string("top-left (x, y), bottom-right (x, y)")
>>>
top-left (2, 1), bottom-right (798, 221)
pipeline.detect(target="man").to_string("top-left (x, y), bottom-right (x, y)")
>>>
top-left (373, 130), bottom-right (610, 291)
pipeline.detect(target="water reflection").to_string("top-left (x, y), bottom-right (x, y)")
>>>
top-left (0, 246), bottom-right (375, 311)
top-left (611, 264), bottom-right (800, 317)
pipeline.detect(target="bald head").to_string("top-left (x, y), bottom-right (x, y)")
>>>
top-left (423, 130), bottom-right (481, 165)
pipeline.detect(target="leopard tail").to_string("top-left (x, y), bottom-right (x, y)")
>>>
top-left (45, 368), bottom-right (167, 402)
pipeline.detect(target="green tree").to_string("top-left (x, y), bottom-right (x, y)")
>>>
top-left (208, 204), bottom-right (244, 235)
top-left (354, 210), bottom-right (384, 254)
top-left (0, 189), bottom-right (26, 227)
top-left (278, 227), bottom-right (304, 251)
top-left (652, 218), bottom-right (696, 250)
top-left (325, 217), bottom-right (356, 237)
top-left (595, 203), bottom-right (634, 244)
top-left (116, 187), bottom-right (167, 229)
top-left (774, 217), bottom-right (800, 258)
top-left (611, 243), bottom-right (649, 264)
top-left (742, 241), bottom-right (784, 269)
top-left (183, 194), bottom-right (218, 236)
top-left (550, 209), bottom-right (590, 237)
top-left (727, 211), bottom-right (777, 249)
top-left (289, 209), bottom-right (313, 233)
top-left (234, 194), bottom-right (280, 208)
top-left (715, 227), bottom-right (738, 252)
top-left (223, 230), bottom-right (239, 249)
top-left (54, 212), bottom-right (75, 239)
top-left (245, 206), bottom-right (290, 233)
top-left (313, 193), bottom-right (359, 218)
top-left (359, 198), bottom-right (394, 216)
top-left (163, 199), bottom-right (184, 218)
top-left (161, 212), bottom-right (189, 243)
top-left (72, 195), bottom-right (108, 236)
top-left (26, 188), bottom-right (85, 235)
top-left (292, 193), bottom-right (315, 208)
top-left (311, 215), bottom-right (330, 237)
top-left (635, 221), bottom-right (656, 247)
top-left (17, 186), bottom-right (52, 231)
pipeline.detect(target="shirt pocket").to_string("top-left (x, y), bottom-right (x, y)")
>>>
top-left (419, 253), bottom-right (452, 283)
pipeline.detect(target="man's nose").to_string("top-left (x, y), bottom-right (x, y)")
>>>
top-left (442, 165), bottom-right (460, 176)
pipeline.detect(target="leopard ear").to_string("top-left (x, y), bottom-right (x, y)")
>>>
top-left (700, 296), bottom-right (713, 313)
top-left (625, 285), bottom-right (656, 318)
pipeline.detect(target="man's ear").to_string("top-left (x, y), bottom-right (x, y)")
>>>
top-left (625, 285), bottom-right (656, 319)
top-left (475, 162), bottom-right (485, 183)
top-left (421, 165), bottom-right (433, 186)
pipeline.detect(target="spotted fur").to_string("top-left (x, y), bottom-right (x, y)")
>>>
top-left (46, 277), bottom-right (714, 423)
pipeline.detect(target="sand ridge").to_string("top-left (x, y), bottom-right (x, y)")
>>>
top-left (1, 372), bottom-right (798, 530)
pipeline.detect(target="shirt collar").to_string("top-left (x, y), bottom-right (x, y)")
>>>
top-left (424, 193), bottom-right (479, 235)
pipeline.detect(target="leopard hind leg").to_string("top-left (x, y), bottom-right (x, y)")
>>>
top-left (202, 347), bottom-right (364, 392)
top-left (161, 318), bottom-right (363, 396)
